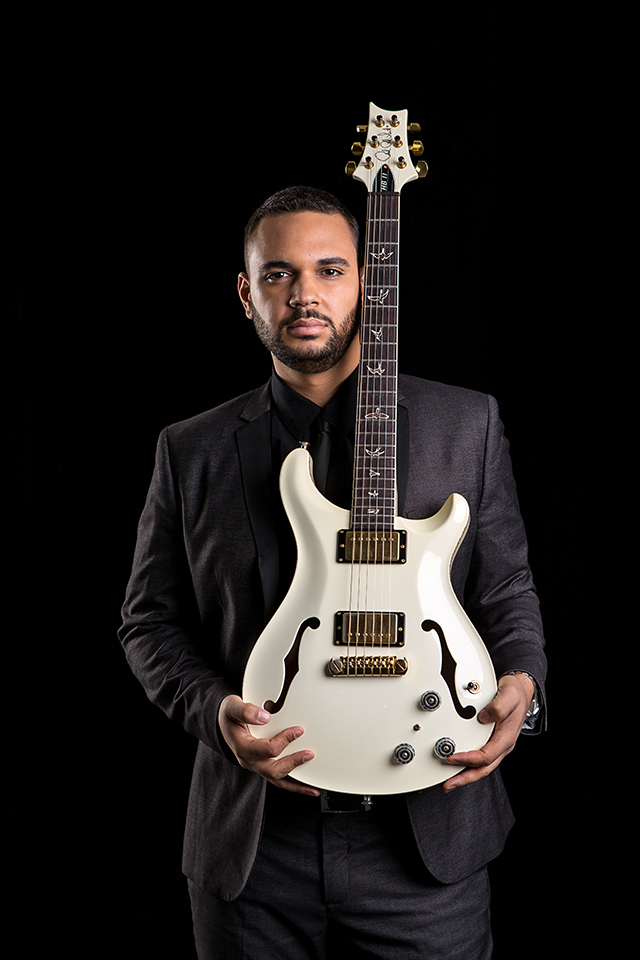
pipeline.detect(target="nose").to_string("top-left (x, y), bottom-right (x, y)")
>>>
top-left (289, 272), bottom-right (319, 307)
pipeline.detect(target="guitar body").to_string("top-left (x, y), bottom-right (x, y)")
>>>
top-left (243, 447), bottom-right (497, 795)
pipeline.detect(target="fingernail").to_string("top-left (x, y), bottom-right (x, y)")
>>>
top-left (257, 710), bottom-right (270, 723)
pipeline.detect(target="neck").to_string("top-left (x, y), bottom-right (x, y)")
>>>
top-left (272, 337), bottom-right (361, 408)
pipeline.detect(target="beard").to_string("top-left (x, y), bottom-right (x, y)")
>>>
top-left (251, 300), bottom-right (361, 374)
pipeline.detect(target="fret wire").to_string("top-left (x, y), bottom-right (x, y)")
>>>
top-left (353, 188), bottom-right (400, 532)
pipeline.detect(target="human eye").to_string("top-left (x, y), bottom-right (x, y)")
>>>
top-left (264, 270), bottom-right (290, 282)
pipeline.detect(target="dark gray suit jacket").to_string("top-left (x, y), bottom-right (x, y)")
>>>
top-left (119, 374), bottom-right (546, 900)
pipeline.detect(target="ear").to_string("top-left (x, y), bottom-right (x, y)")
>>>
top-left (359, 265), bottom-right (365, 294)
top-left (238, 272), bottom-right (253, 319)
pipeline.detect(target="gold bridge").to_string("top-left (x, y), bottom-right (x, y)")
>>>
top-left (338, 529), bottom-right (407, 563)
top-left (328, 655), bottom-right (409, 677)
top-left (334, 611), bottom-right (405, 646)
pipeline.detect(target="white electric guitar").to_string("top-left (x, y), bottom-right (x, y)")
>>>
top-left (243, 103), bottom-right (497, 795)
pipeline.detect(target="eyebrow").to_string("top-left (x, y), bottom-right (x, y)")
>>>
top-left (258, 257), bottom-right (352, 273)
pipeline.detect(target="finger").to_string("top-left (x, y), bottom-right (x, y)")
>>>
top-left (256, 747), bottom-right (316, 782)
top-left (442, 754), bottom-right (502, 793)
top-left (446, 717), bottom-right (518, 771)
top-left (224, 696), bottom-right (271, 727)
top-left (253, 744), bottom-right (320, 797)
top-left (239, 722), bottom-right (307, 761)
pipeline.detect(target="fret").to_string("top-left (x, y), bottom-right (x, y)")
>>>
top-left (352, 185), bottom-right (401, 533)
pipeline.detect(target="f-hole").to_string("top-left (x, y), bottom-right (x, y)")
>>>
top-left (421, 619), bottom-right (476, 720)
top-left (263, 617), bottom-right (321, 714)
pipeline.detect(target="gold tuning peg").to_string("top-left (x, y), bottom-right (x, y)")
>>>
top-left (356, 125), bottom-right (368, 133)
top-left (351, 142), bottom-right (364, 156)
top-left (345, 161), bottom-right (358, 177)
top-left (408, 122), bottom-right (421, 132)
top-left (410, 141), bottom-right (424, 156)
top-left (415, 160), bottom-right (428, 178)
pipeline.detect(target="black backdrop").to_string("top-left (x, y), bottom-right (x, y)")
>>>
top-left (9, 9), bottom-right (602, 958)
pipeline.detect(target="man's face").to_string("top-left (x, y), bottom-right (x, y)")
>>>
top-left (238, 211), bottom-right (363, 375)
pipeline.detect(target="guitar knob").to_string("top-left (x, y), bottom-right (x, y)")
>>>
top-left (393, 743), bottom-right (416, 764)
top-left (351, 141), bottom-right (364, 156)
top-left (410, 140), bottom-right (424, 156)
top-left (419, 691), bottom-right (441, 711)
top-left (345, 161), bottom-right (358, 178)
top-left (434, 737), bottom-right (456, 760)
top-left (415, 160), bottom-right (429, 178)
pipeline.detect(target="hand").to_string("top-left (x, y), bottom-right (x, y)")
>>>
top-left (442, 673), bottom-right (535, 793)
top-left (218, 695), bottom-right (321, 797)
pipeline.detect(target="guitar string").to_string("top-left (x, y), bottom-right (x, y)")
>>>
top-left (370, 186), bottom-right (388, 673)
top-left (350, 187), bottom-right (375, 670)
top-left (349, 186), bottom-right (398, 673)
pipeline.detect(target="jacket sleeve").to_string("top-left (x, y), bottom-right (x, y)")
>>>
top-left (464, 395), bottom-right (547, 729)
top-left (118, 427), bottom-right (236, 755)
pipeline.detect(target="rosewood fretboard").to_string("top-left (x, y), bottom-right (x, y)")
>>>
top-left (352, 177), bottom-right (400, 536)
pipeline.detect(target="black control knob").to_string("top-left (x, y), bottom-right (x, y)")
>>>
top-left (393, 743), bottom-right (416, 764)
top-left (434, 737), bottom-right (456, 759)
top-left (420, 690), bottom-right (442, 711)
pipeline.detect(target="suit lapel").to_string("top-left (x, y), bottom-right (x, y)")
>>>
top-left (236, 384), bottom-right (282, 623)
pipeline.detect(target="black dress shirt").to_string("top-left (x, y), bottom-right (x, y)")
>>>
top-left (269, 368), bottom-right (358, 606)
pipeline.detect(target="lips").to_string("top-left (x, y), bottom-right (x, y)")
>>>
top-left (287, 319), bottom-right (327, 336)
top-left (284, 312), bottom-right (332, 337)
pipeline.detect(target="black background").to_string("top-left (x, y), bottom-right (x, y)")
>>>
top-left (9, 7), bottom-right (603, 958)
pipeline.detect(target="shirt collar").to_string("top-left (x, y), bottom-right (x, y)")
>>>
top-left (270, 366), bottom-right (359, 441)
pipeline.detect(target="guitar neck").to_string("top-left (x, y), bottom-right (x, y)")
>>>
top-left (352, 185), bottom-right (400, 533)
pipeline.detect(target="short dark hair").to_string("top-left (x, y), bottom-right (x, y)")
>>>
top-left (243, 185), bottom-right (361, 270)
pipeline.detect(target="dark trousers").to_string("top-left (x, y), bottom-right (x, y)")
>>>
top-left (188, 787), bottom-right (493, 959)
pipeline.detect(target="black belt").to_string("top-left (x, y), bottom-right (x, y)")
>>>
top-left (320, 790), bottom-right (401, 813)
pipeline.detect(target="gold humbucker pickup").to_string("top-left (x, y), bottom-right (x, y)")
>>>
top-left (327, 655), bottom-right (409, 677)
top-left (337, 529), bottom-right (407, 563)
top-left (334, 611), bottom-right (405, 646)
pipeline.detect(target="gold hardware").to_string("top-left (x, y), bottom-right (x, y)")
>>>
top-left (466, 681), bottom-right (482, 694)
top-left (408, 122), bottom-right (421, 132)
top-left (334, 611), bottom-right (405, 647)
top-left (338, 529), bottom-right (407, 563)
top-left (328, 655), bottom-right (409, 677)
top-left (394, 136), bottom-right (403, 147)
top-left (390, 115), bottom-right (400, 127)
top-left (356, 124), bottom-right (368, 133)
top-left (415, 160), bottom-right (428, 177)
top-left (410, 141), bottom-right (424, 156)
top-left (398, 157), bottom-right (408, 169)
top-left (345, 161), bottom-right (357, 177)
top-left (351, 142), bottom-right (364, 155)
top-left (374, 114), bottom-right (385, 127)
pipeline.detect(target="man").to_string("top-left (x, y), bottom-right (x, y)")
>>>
top-left (119, 186), bottom-right (546, 958)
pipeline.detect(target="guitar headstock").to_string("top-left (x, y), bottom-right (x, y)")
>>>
top-left (346, 102), bottom-right (427, 193)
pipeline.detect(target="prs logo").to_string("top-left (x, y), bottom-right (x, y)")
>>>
top-left (375, 125), bottom-right (394, 172)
